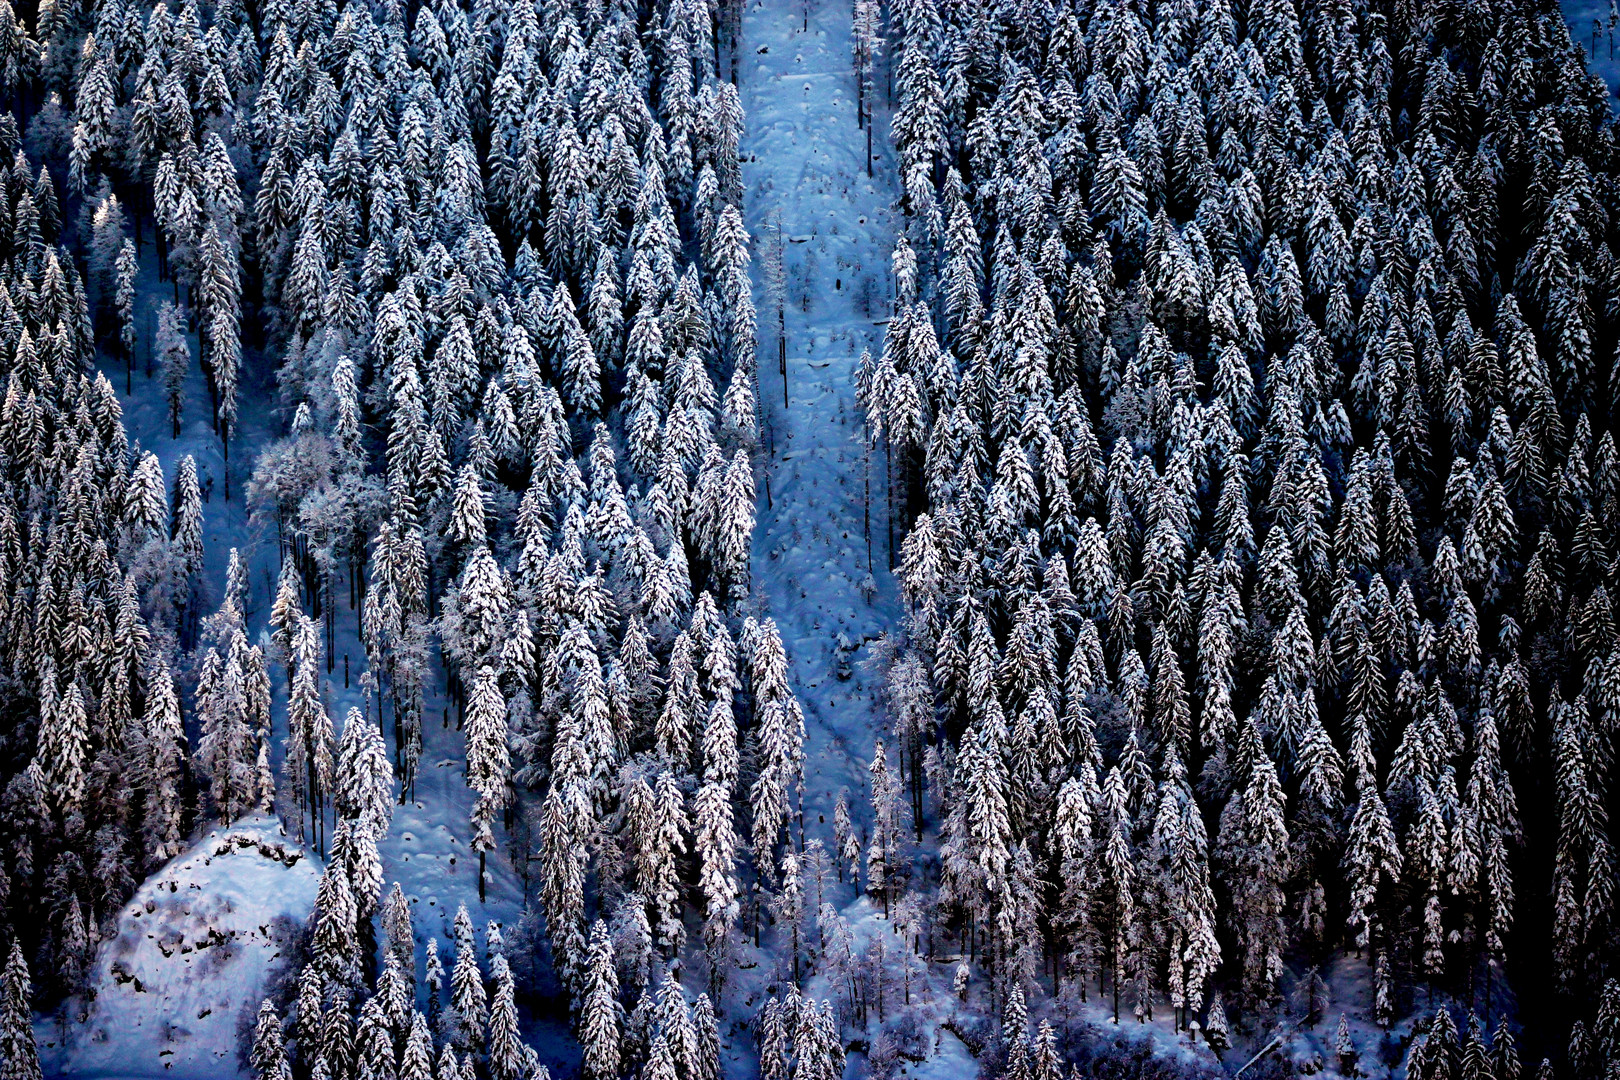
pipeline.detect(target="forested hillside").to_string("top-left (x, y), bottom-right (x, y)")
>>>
top-left (0, 0), bottom-right (1610, 1073)
top-left (862, 0), bottom-right (1620, 1070)
top-left (0, 0), bottom-right (799, 1069)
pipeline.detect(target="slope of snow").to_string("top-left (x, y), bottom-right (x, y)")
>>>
top-left (740, 0), bottom-right (900, 858)
top-left (735, 0), bottom-right (981, 1071)
top-left (48, 816), bottom-right (319, 1080)
top-left (900, 1029), bottom-right (976, 1079)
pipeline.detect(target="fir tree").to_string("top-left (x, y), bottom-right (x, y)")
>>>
top-left (0, 944), bottom-right (39, 1080)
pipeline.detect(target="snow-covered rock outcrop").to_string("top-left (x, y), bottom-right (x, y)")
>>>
top-left (56, 816), bottom-right (318, 1079)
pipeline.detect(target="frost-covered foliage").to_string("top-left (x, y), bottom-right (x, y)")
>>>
top-left (0, 141), bottom-right (203, 1043)
top-left (13, 0), bottom-right (1620, 1064)
top-left (222, 0), bottom-right (803, 1054)
top-left (861, 0), bottom-right (1620, 1054)
top-left (6, 0), bottom-right (786, 1058)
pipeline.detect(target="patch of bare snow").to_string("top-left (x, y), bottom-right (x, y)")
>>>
top-left (49, 815), bottom-right (318, 1080)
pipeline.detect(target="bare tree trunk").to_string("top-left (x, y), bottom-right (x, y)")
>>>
top-left (885, 435), bottom-right (894, 569)
top-left (864, 430), bottom-right (873, 570)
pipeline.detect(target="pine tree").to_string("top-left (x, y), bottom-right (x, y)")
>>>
top-left (465, 666), bottom-right (509, 902)
top-left (487, 955), bottom-right (524, 1080)
top-left (171, 454), bottom-right (205, 581)
top-left (425, 936), bottom-right (444, 1036)
top-left (382, 882), bottom-right (413, 979)
top-left (693, 993), bottom-right (721, 1080)
top-left (694, 773), bottom-right (739, 976)
top-left (158, 300), bottom-right (189, 438)
top-left (1218, 724), bottom-right (1290, 1003)
top-left (285, 616), bottom-right (328, 845)
top-left (311, 856), bottom-right (359, 990)
top-left (748, 619), bottom-right (804, 881)
top-left (144, 658), bottom-right (186, 862)
top-left (581, 921), bottom-right (620, 1080)
top-left (252, 1000), bottom-right (291, 1080)
top-left (450, 905), bottom-right (486, 1053)
top-left (834, 789), bottom-right (860, 888)
top-left (868, 738), bottom-right (904, 914)
top-left (334, 706), bottom-right (393, 841)
top-left (355, 996), bottom-right (395, 1080)
top-left (37, 681), bottom-right (89, 815)
top-left (1345, 784), bottom-right (1400, 951)
top-left (400, 1012), bottom-right (434, 1080)
top-left (115, 238), bottom-right (137, 380)
top-left (465, 666), bottom-right (510, 808)
top-left (1204, 991), bottom-right (1230, 1054)
top-left (0, 944), bottom-right (39, 1080)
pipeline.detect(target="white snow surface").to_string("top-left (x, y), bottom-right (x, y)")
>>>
top-left (739, 0), bottom-right (901, 860)
top-left (47, 817), bottom-right (319, 1080)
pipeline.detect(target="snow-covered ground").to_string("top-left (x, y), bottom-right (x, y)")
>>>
top-left (46, 817), bottom-right (319, 1080)
top-left (739, 0), bottom-right (901, 857)
top-left (736, 0), bottom-right (989, 1071)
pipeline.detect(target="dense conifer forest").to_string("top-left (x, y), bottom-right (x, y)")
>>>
top-left (0, 0), bottom-right (1611, 1073)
